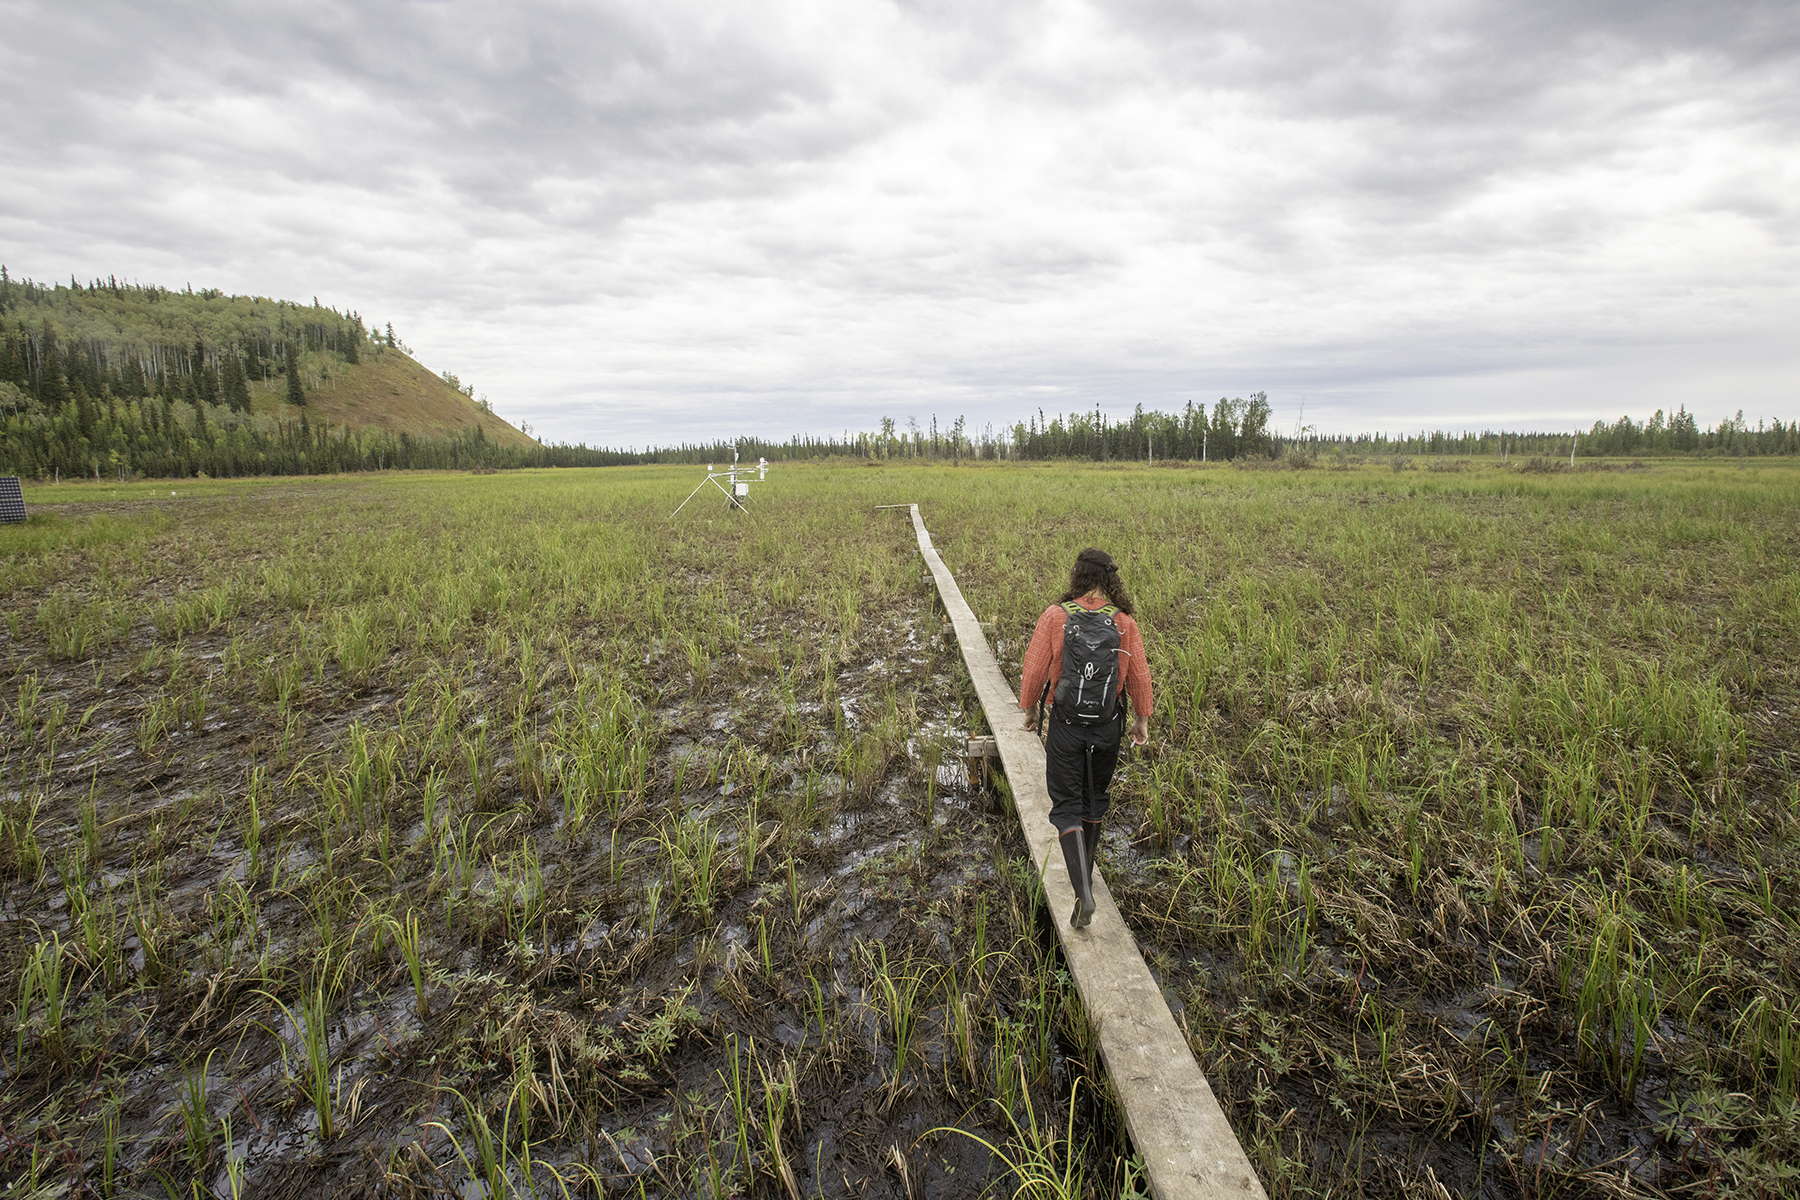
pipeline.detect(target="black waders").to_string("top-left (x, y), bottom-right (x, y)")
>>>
top-left (1042, 676), bottom-right (1124, 930)
top-left (1062, 743), bottom-right (1101, 928)
top-left (1061, 827), bottom-right (1095, 928)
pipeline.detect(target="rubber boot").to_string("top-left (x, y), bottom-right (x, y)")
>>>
top-left (1082, 820), bottom-right (1103, 892)
top-left (1061, 828), bottom-right (1096, 929)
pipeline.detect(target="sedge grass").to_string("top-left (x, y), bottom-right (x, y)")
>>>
top-left (0, 459), bottom-right (1794, 1197)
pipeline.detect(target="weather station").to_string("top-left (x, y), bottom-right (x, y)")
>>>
top-left (670, 450), bottom-right (769, 517)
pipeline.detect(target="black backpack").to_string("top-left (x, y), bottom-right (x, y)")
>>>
top-left (1051, 601), bottom-right (1122, 726)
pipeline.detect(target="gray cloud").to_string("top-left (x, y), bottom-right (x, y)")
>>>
top-left (2, 0), bottom-right (1796, 445)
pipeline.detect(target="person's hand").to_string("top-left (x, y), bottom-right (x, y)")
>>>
top-left (1129, 714), bottom-right (1149, 746)
top-left (1023, 711), bottom-right (1038, 732)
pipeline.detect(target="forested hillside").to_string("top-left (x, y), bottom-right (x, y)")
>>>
top-left (0, 272), bottom-right (624, 480)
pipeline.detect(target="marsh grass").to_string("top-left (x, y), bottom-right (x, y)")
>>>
top-left (1, 465), bottom-right (1118, 1198)
top-left (2, 459), bottom-right (1795, 1197)
top-left (924, 457), bottom-right (1800, 1196)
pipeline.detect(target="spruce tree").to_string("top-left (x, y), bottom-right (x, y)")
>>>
top-left (39, 347), bottom-right (70, 410)
top-left (0, 333), bottom-right (24, 387)
top-left (195, 341), bottom-right (219, 407)
top-left (284, 343), bottom-right (305, 406)
top-left (71, 379), bottom-right (97, 439)
top-left (221, 354), bottom-right (251, 412)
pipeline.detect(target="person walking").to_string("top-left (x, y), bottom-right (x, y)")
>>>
top-left (1020, 548), bottom-right (1152, 928)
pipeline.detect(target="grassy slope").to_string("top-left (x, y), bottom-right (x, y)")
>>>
top-left (246, 344), bottom-right (538, 449)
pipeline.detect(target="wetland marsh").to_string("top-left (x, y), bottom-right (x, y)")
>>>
top-left (3, 459), bottom-right (1798, 1199)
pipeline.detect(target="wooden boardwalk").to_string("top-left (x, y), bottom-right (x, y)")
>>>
top-left (902, 504), bottom-right (1267, 1200)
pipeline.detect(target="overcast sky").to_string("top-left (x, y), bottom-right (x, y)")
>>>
top-left (3, 1), bottom-right (1796, 447)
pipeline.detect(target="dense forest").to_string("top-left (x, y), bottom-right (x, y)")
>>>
top-left (0, 272), bottom-right (640, 479)
top-left (3, 271), bottom-right (1792, 480)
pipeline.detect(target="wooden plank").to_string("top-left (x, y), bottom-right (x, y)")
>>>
top-left (904, 504), bottom-right (1267, 1200)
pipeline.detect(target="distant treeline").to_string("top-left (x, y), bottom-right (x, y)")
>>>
top-left (654, 396), bottom-right (1800, 465)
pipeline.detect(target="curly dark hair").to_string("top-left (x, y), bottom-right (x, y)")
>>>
top-left (1056, 547), bottom-right (1133, 615)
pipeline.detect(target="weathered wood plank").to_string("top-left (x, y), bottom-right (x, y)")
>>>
top-left (905, 504), bottom-right (1267, 1200)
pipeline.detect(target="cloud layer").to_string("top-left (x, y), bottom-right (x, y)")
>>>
top-left (4, 0), bottom-right (1796, 444)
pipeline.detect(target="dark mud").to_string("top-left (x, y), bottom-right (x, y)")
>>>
top-left (2, 492), bottom-right (1119, 1198)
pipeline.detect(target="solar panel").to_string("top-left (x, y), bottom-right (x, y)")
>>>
top-left (0, 477), bottom-right (22, 524)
